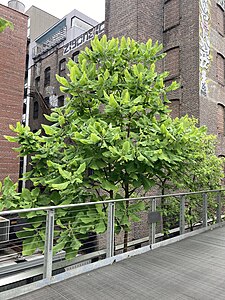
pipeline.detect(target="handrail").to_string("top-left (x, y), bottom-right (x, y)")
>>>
top-left (0, 189), bottom-right (224, 216)
top-left (0, 188), bottom-right (224, 296)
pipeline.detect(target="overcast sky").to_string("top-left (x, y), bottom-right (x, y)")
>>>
top-left (0, 0), bottom-right (105, 21)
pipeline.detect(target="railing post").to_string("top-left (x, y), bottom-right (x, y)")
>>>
top-left (202, 193), bottom-right (208, 228)
top-left (150, 198), bottom-right (157, 244)
top-left (179, 196), bottom-right (185, 235)
top-left (216, 191), bottom-right (222, 225)
top-left (106, 202), bottom-right (115, 258)
top-left (43, 209), bottom-right (54, 280)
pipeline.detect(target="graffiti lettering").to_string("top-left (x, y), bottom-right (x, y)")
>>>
top-left (63, 21), bottom-right (105, 56)
top-left (199, 0), bottom-right (211, 96)
top-left (217, 0), bottom-right (225, 10)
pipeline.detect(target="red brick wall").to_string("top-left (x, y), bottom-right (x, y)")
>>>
top-left (0, 4), bottom-right (28, 183)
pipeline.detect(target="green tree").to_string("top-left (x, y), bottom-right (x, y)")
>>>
top-left (1, 35), bottom-right (223, 257)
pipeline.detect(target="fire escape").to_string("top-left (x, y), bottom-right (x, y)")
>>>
top-left (29, 87), bottom-right (51, 116)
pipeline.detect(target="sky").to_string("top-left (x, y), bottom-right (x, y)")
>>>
top-left (0, 0), bottom-right (105, 21)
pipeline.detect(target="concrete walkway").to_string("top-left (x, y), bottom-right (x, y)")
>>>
top-left (14, 226), bottom-right (225, 300)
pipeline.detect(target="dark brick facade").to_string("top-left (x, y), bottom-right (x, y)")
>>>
top-left (0, 4), bottom-right (28, 183)
top-left (29, 0), bottom-right (225, 157)
top-left (105, 0), bottom-right (200, 120)
top-left (29, 39), bottom-right (95, 132)
top-left (200, 1), bottom-right (225, 155)
top-left (105, 0), bottom-right (225, 156)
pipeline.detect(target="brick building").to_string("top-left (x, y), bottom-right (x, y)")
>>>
top-left (105, 0), bottom-right (225, 156)
top-left (0, 2), bottom-right (28, 183)
top-left (27, 9), bottom-right (104, 132)
top-left (27, 0), bottom-right (225, 158)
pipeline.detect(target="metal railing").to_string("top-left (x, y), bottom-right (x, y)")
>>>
top-left (0, 189), bottom-right (225, 299)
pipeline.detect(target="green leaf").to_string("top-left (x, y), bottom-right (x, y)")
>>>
top-left (59, 168), bottom-right (71, 180)
top-left (90, 133), bottom-right (101, 143)
top-left (56, 74), bottom-right (70, 87)
top-left (76, 162), bottom-right (86, 174)
top-left (53, 240), bottom-right (67, 254)
top-left (51, 182), bottom-right (70, 190)
top-left (60, 198), bottom-right (72, 206)
top-left (101, 180), bottom-right (117, 191)
top-left (4, 135), bottom-right (17, 142)
top-left (22, 238), bottom-right (38, 256)
top-left (122, 141), bottom-right (130, 154)
top-left (130, 214), bottom-right (141, 222)
top-left (71, 237), bottom-right (82, 251)
top-left (109, 94), bottom-right (118, 108)
top-left (42, 125), bottom-right (57, 136)
top-left (95, 220), bottom-right (106, 233)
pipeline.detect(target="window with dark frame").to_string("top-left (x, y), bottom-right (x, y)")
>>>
top-left (164, 47), bottom-right (180, 79)
top-left (71, 16), bottom-right (92, 31)
top-left (58, 95), bottom-right (64, 107)
top-left (35, 76), bottom-right (40, 91)
top-left (33, 101), bottom-right (39, 119)
top-left (44, 67), bottom-right (51, 87)
top-left (59, 59), bottom-right (66, 76)
top-left (23, 103), bottom-right (26, 115)
top-left (217, 53), bottom-right (225, 85)
top-left (217, 4), bottom-right (225, 36)
top-left (163, 0), bottom-right (180, 31)
top-left (168, 99), bottom-right (180, 119)
top-left (24, 87), bottom-right (28, 98)
top-left (72, 51), bottom-right (80, 63)
top-left (44, 96), bottom-right (50, 107)
top-left (217, 103), bottom-right (225, 135)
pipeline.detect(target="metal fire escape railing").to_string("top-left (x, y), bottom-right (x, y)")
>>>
top-left (0, 189), bottom-right (225, 299)
top-left (29, 87), bottom-right (51, 115)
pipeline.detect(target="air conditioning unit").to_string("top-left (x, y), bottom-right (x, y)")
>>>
top-left (0, 217), bottom-right (10, 243)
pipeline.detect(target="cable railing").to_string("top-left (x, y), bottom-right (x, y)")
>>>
top-left (0, 189), bottom-right (225, 299)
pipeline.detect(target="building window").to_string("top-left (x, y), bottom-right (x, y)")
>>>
top-left (71, 17), bottom-right (92, 31)
top-left (164, 0), bottom-right (180, 31)
top-left (217, 104), bottom-right (225, 135)
top-left (217, 53), bottom-right (225, 85)
top-left (217, 4), bottom-right (225, 36)
top-left (35, 62), bottom-right (41, 77)
top-left (35, 76), bottom-right (40, 91)
top-left (59, 59), bottom-right (66, 76)
top-left (33, 101), bottom-right (39, 119)
top-left (168, 99), bottom-right (180, 119)
top-left (24, 87), bottom-right (28, 98)
top-left (164, 47), bottom-right (180, 79)
top-left (44, 67), bottom-right (51, 87)
top-left (72, 51), bottom-right (80, 63)
top-left (58, 96), bottom-right (64, 107)
top-left (44, 97), bottom-right (50, 107)
top-left (23, 103), bottom-right (26, 115)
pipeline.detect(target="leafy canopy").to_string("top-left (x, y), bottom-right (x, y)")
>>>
top-left (1, 35), bottom-right (223, 257)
